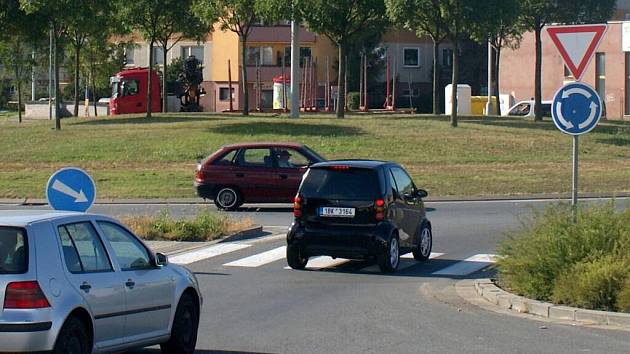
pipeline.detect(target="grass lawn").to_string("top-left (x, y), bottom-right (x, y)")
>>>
top-left (1, 112), bottom-right (629, 199)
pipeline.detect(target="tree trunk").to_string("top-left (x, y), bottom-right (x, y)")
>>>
top-left (54, 29), bottom-right (61, 130)
top-left (73, 43), bottom-right (80, 117)
top-left (534, 20), bottom-right (542, 122)
top-left (450, 38), bottom-right (459, 127)
top-left (162, 42), bottom-right (168, 113)
top-left (147, 40), bottom-right (154, 118)
top-left (336, 43), bottom-right (346, 119)
top-left (494, 46), bottom-right (502, 116)
top-left (91, 60), bottom-right (97, 116)
top-left (240, 35), bottom-right (249, 116)
top-left (432, 39), bottom-right (441, 115)
top-left (14, 55), bottom-right (22, 124)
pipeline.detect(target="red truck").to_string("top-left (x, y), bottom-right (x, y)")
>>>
top-left (109, 68), bottom-right (161, 115)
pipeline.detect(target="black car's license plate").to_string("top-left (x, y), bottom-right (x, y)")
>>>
top-left (319, 207), bottom-right (355, 217)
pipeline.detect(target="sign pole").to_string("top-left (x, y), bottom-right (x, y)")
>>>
top-left (572, 135), bottom-right (579, 221)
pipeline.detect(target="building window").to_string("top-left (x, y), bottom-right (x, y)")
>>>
top-left (219, 87), bottom-right (234, 101)
top-left (152, 46), bottom-right (164, 65)
top-left (246, 46), bottom-right (273, 66)
top-left (282, 46), bottom-right (312, 66)
top-left (595, 53), bottom-right (605, 99)
top-left (442, 49), bottom-right (453, 68)
top-left (564, 65), bottom-right (575, 80)
top-left (403, 48), bottom-right (420, 67)
top-left (181, 46), bottom-right (204, 64)
top-left (124, 47), bottom-right (135, 65)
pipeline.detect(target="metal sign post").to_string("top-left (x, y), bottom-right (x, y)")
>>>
top-left (572, 136), bottom-right (578, 218)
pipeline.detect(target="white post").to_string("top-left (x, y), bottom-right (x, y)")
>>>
top-left (485, 41), bottom-right (493, 116)
top-left (290, 18), bottom-right (300, 118)
top-left (31, 48), bottom-right (36, 101)
top-left (48, 26), bottom-right (53, 120)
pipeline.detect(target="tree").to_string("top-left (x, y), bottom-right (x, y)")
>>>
top-left (193, 0), bottom-right (256, 116)
top-left (386, 0), bottom-right (447, 115)
top-left (469, 0), bottom-right (523, 116)
top-left (116, 0), bottom-right (168, 118)
top-left (295, 0), bottom-right (388, 118)
top-left (519, 0), bottom-right (616, 121)
top-left (82, 36), bottom-right (127, 116)
top-left (66, 0), bottom-right (111, 117)
top-left (0, 0), bottom-right (45, 123)
top-left (20, 0), bottom-right (70, 130)
top-left (156, 0), bottom-right (210, 113)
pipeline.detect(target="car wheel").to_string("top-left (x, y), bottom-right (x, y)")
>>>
top-left (214, 187), bottom-right (242, 211)
top-left (412, 226), bottom-right (432, 262)
top-left (286, 244), bottom-right (308, 270)
top-left (161, 293), bottom-right (199, 354)
top-left (53, 316), bottom-right (91, 354)
top-left (378, 233), bottom-right (400, 273)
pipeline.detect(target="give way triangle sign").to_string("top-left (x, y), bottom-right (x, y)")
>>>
top-left (547, 24), bottom-right (607, 81)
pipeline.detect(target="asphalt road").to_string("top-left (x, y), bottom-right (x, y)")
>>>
top-left (2, 199), bottom-right (629, 353)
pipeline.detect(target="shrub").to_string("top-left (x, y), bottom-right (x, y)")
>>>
top-left (347, 92), bottom-right (360, 110)
top-left (121, 210), bottom-right (252, 242)
top-left (551, 255), bottom-right (629, 311)
top-left (617, 281), bottom-right (630, 313)
top-left (497, 202), bottom-right (630, 301)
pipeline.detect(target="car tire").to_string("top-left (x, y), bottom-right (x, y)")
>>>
top-left (412, 225), bottom-right (432, 262)
top-left (53, 316), bottom-right (91, 354)
top-left (286, 244), bottom-right (308, 270)
top-left (213, 186), bottom-right (242, 211)
top-left (378, 233), bottom-right (400, 273)
top-left (160, 293), bottom-right (199, 354)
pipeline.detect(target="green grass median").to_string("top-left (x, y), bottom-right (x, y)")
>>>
top-left (1, 112), bottom-right (629, 199)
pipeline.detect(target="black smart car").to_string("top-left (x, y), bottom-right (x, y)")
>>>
top-left (286, 160), bottom-right (433, 273)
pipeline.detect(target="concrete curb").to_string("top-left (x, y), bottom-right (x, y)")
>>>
top-left (473, 279), bottom-right (630, 329)
top-left (220, 225), bottom-right (265, 243)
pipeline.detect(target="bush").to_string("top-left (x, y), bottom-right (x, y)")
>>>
top-left (497, 203), bottom-right (630, 302)
top-left (347, 92), bottom-right (360, 110)
top-left (121, 210), bottom-right (253, 242)
top-left (617, 281), bottom-right (630, 313)
top-left (552, 255), bottom-right (629, 311)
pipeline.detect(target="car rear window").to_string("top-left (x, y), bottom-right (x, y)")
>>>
top-left (0, 227), bottom-right (27, 274)
top-left (300, 168), bottom-right (379, 200)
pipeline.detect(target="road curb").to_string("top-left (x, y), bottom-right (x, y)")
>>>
top-left (472, 278), bottom-right (630, 329)
top-left (146, 225), bottom-right (266, 255)
top-left (219, 225), bottom-right (265, 243)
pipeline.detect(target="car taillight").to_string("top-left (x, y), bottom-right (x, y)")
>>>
top-left (293, 196), bottom-right (302, 218)
top-left (195, 169), bottom-right (206, 182)
top-left (375, 199), bottom-right (385, 221)
top-left (328, 165), bottom-right (350, 170)
top-left (4, 281), bottom-right (51, 309)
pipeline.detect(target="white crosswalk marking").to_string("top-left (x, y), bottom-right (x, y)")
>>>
top-left (169, 243), bottom-right (251, 265)
top-left (224, 246), bottom-right (287, 267)
top-left (401, 252), bottom-right (444, 259)
top-left (362, 252), bottom-right (445, 272)
top-left (284, 256), bottom-right (350, 270)
top-left (431, 254), bottom-right (498, 276)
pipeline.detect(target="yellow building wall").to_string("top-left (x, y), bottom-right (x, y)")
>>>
top-left (210, 23), bottom-right (241, 82)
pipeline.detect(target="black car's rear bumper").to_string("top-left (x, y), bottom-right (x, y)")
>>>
top-left (287, 221), bottom-right (395, 259)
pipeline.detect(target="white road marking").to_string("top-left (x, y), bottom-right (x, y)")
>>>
top-left (169, 243), bottom-right (251, 265)
top-left (362, 252), bottom-right (445, 272)
top-left (224, 246), bottom-right (287, 267)
top-left (431, 254), bottom-right (498, 276)
top-left (401, 252), bottom-right (444, 259)
top-left (284, 256), bottom-right (350, 270)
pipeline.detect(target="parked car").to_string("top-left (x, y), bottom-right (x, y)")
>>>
top-left (504, 100), bottom-right (552, 118)
top-left (0, 210), bottom-right (201, 354)
top-left (287, 160), bottom-right (432, 273)
top-left (195, 142), bottom-right (326, 210)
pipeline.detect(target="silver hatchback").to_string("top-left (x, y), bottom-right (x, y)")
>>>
top-left (0, 210), bottom-right (202, 354)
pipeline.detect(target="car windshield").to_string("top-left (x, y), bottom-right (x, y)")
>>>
top-left (0, 227), bottom-right (27, 274)
top-left (300, 168), bottom-right (379, 200)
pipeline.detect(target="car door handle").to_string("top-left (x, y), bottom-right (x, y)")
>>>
top-left (79, 282), bottom-right (91, 292)
top-left (125, 280), bottom-right (135, 288)
top-left (236, 173), bottom-right (244, 178)
top-left (279, 174), bottom-right (288, 179)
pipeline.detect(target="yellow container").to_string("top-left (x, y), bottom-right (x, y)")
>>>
top-left (471, 96), bottom-right (498, 115)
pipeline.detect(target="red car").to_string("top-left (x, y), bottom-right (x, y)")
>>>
top-left (195, 143), bottom-right (326, 210)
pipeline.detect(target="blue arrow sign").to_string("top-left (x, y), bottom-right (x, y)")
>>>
top-left (552, 82), bottom-right (602, 135)
top-left (46, 168), bottom-right (96, 212)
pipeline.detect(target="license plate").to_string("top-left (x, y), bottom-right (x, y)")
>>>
top-left (319, 207), bottom-right (355, 218)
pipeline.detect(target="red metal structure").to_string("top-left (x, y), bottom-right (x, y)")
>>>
top-left (109, 68), bottom-right (161, 115)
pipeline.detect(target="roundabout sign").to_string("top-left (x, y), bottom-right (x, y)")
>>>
top-left (552, 82), bottom-right (602, 136)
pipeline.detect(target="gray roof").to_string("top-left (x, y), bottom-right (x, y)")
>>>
top-left (0, 210), bottom-right (85, 227)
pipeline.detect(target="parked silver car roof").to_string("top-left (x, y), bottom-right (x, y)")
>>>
top-left (0, 210), bottom-right (87, 227)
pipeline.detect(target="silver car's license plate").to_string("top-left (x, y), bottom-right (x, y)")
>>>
top-left (319, 207), bottom-right (355, 217)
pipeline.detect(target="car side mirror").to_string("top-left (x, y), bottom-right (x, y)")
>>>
top-left (155, 252), bottom-right (168, 267)
top-left (416, 189), bottom-right (428, 199)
